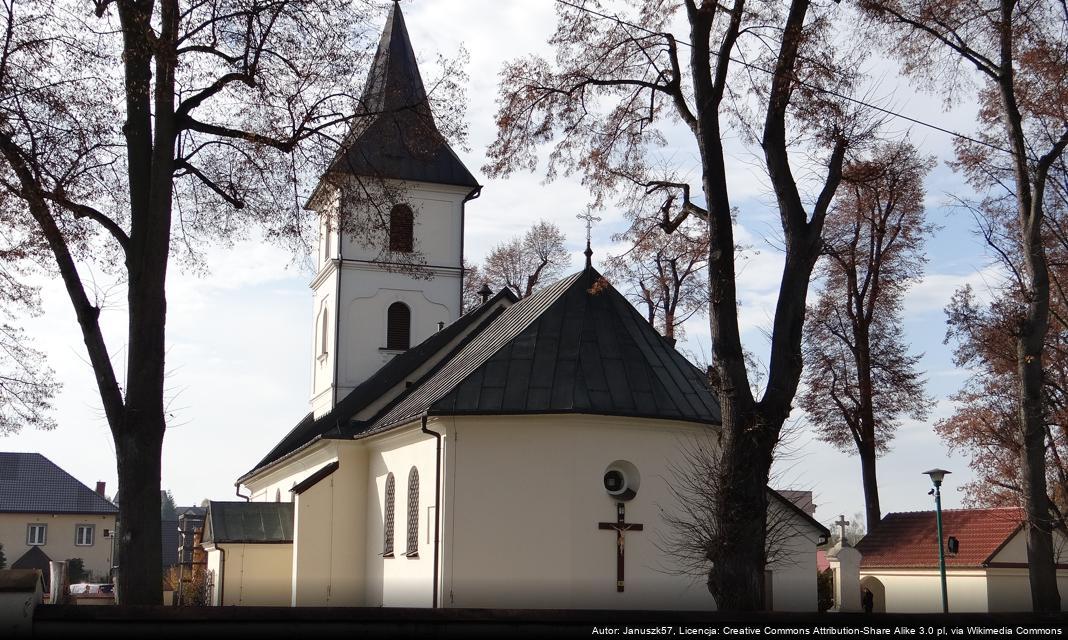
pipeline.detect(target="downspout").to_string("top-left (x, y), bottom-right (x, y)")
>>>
top-left (234, 483), bottom-right (250, 502)
top-left (216, 545), bottom-right (226, 606)
top-left (420, 414), bottom-right (443, 609)
top-left (332, 212), bottom-right (343, 408)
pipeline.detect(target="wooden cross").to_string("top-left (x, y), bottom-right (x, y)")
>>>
top-left (835, 514), bottom-right (850, 544)
top-left (598, 502), bottom-right (644, 592)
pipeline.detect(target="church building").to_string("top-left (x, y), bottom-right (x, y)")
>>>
top-left (209, 2), bottom-right (827, 611)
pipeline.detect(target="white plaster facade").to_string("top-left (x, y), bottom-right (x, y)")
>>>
top-left (308, 178), bottom-right (472, 418)
top-left (203, 542), bottom-right (293, 606)
top-left (858, 527), bottom-right (1068, 612)
top-left (240, 414), bottom-right (825, 611)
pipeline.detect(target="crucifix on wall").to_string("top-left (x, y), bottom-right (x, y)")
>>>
top-left (598, 501), bottom-right (643, 592)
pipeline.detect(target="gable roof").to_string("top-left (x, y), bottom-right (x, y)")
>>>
top-left (203, 502), bottom-right (294, 544)
top-left (11, 546), bottom-right (52, 588)
top-left (323, 2), bottom-right (477, 188)
top-left (0, 452), bottom-right (118, 515)
top-left (856, 507), bottom-right (1026, 568)
top-left (364, 266), bottom-right (721, 434)
top-left (242, 288), bottom-right (515, 481)
top-left (769, 488), bottom-right (829, 538)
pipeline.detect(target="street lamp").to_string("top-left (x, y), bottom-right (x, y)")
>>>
top-left (924, 468), bottom-right (952, 614)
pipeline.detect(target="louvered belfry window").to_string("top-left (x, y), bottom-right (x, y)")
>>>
top-left (383, 473), bottom-right (395, 556)
top-left (389, 204), bottom-right (414, 253)
top-left (386, 302), bottom-right (411, 350)
top-left (405, 467), bottom-right (419, 556)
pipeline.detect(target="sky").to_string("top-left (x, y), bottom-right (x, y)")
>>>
top-left (7, 0), bottom-right (1000, 532)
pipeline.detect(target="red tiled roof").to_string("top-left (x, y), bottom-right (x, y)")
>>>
top-left (856, 508), bottom-right (1025, 568)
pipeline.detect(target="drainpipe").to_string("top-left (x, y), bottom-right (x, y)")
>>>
top-left (420, 415), bottom-right (443, 609)
top-left (216, 545), bottom-right (226, 606)
top-left (234, 483), bottom-right (250, 502)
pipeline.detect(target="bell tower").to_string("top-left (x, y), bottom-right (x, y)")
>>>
top-left (306, 2), bottom-right (479, 418)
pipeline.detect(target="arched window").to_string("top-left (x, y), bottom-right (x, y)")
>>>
top-left (274, 489), bottom-right (281, 503)
top-left (383, 473), bottom-right (395, 557)
top-left (320, 308), bottom-right (329, 356)
top-left (386, 302), bottom-right (411, 350)
top-left (405, 467), bottom-right (419, 556)
top-left (389, 204), bottom-right (414, 253)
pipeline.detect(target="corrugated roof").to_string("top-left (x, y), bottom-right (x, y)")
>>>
top-left (364, 267), bottom-right (721, 433)
top-left (243, 288), bottom-right (515, 481)
top-left (325, 2), bottom-right (478, 188)
top-left (856, 508), bottom-right (1025, 568)
top-left (203, 502), bottom-right (294, 544)
top-left (0, 452), bottom-right (118, 515)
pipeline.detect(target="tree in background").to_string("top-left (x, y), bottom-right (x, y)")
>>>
top-left (0, 543), bottom-right (6, 569)
top-left (461, 259), bottom-right (488, 313)
top-left (486, 0), bottom-right (871, 609)
top-left (161, 490), bottom-right (178, 521)
top-left (0, 0), bottom-right (464, 604)
top-left (605, 221), bottom-right (709, 341)
top-left (798, 142), bottom-right (934, 530)
top-left (481, 220), bottom-right (570, 299)
top-left (858, 0), bottom-right (1068, 610)
top-left (66, 558), bottom-right (87, 584)
top-left (825, 511), bottom-right (866, 547)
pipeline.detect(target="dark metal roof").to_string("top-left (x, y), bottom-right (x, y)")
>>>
top-left (0, 452), bottom-right (118, 515)
top-left (325, 2), bottom-right (478, 188)
top-left (203, 502), bottom-right (294, 544)
top-left (365, 267), bottom-right (721, 433)
top-left (243, 288), bottom-right (515, 481)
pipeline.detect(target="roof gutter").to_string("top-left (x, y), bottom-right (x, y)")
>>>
top-left (420, 414), bottom-right (442, 609)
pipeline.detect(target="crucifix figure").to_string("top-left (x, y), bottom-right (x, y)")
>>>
top-left (598, 501), bottom-right (644, 592)
top-left (576, 211), bottom-right (602, 268)
top-left (835, 514), bottom-right (850, 546)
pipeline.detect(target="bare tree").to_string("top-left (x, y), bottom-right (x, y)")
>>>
top-left (461, 259), bottom-right (489, 313)
top-left (798, 142), bottom-right (934, 529)
top-left (482, 219), bottom-right (571, 298)
top-left (659, 433), bottom-right (823, 595)
top-left (605, 220), bottom-right (708, 341)
top-left (858, 0), bottom-right (1068, 610)
top-left (0, 0), bottom-right (463, 603)
top-left (485, 0), bottom-right (871, 610)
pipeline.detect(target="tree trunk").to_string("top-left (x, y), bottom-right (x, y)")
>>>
top-left (707, 403), bottom-right (775, 611)
top-left (114, 428), bottom-right (164, 604)
top-left (859, 442), bottom-right (881, 532)
top-left (1018, 327), bottom-right (1061, 611)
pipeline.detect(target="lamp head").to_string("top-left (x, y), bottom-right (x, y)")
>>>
top-left (923, 468), bottom-right (951, 485)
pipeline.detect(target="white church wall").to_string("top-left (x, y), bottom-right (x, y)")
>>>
top-left (310, 267), bottom-right (338, 418)
top-left (291, 441), bottom-right (368, 607)
top-left (765, 499), bottom-right (822, 611)
top-left (438, 414), bottom-right (721, 611)
top-left (335, 265), bottom-right (459, 394)
top-left (336, 179), bottom-right (468, 266)
top-left (364, 427), bottom-right (439, 608)
top-left (245, 440), bottom-right (339, 503)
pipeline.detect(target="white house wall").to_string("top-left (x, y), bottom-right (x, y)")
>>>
top-left (245, 440), bottom-right (339, 503)
top-left (859, 569), bottom-right (991, 613)
top-left (438, 414), bottom-right (722, 611)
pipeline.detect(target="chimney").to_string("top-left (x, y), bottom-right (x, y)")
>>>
top-left (95, 481), bottom-right (106, 497)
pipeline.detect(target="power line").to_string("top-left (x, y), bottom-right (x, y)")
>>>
top-left (553, 0), bottom-right (1014, 157)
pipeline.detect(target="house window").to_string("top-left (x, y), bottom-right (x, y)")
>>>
top-left (75, 524), bottom-right (95, 546)
top-left (405, 467), bottom-right (419, 557)
top-left (27, 523), bottom-right (46, 546)
top-left (383, 473), bottom-right (396, 557)
top-left (386, 302), bottom-right (411, 351)
top-left (389, 204), bottom-right (414, 253)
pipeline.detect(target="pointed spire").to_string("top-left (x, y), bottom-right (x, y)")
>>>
top-left (324, 2), bottom-right (479, 188)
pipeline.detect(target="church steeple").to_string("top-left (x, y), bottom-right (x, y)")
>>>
top-left (326, 1), bottom-right (478, 188)
top-left (307, 3), bottom-right (477, 419)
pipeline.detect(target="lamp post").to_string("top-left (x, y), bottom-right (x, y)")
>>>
top-left (924, 468), bottom-right (951, 614)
